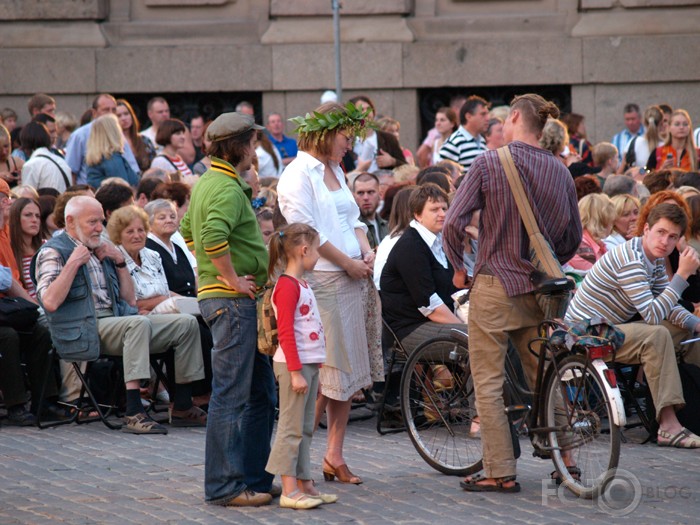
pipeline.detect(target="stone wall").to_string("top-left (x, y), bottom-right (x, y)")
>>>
top-left (1, 0), bottom-right (699, 150)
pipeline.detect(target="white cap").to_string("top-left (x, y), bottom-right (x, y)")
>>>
top-left (321, 90), bottom-right (338, 104)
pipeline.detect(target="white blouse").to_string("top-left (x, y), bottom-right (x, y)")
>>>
top-left (119, 246), bottom-right (170, 300)
top-left (277, 151), bottom-right (367, 272)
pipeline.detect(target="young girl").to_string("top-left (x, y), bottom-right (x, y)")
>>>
top-left (265, 223), bottom-right (338, 510)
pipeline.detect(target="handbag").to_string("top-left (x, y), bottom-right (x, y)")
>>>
top-left (496, 146), bottom-right (570, 317)
top-left (256, 283), bottom-right (278, 356)
top-left (0, 296), bottom-right (40, 331)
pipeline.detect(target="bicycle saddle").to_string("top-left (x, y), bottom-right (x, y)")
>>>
top-left (532, 275), bottom-right (575, 294)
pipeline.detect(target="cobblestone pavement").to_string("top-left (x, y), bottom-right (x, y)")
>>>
top-left (1, 413), bottom-right (699, 525)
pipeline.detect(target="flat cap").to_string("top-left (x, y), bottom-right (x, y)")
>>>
top-left (206, 112), bottom-right (264, 142)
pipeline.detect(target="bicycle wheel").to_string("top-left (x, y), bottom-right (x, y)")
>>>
top-left (544, 354), bottom-right (621, 499)
top-left (400, 336), bottom-right (482, 476)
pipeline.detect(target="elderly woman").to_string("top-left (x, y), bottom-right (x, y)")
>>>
top-left (144, 198), bottom-right (212, 401)
top-left (603, 194), bottom-right (641, 251)
top-left (106, 204), bottom-right (207, 426)
top-left (277, 101), bottom-right (383, 485)
top-left (566, 193), bottom-right (616, 274)
top-left (540, 118), bottom-right (580, 168)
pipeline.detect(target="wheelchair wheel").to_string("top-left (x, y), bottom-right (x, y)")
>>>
top-left (544, 354), bottom-right (621, 499)
top-left (400, 336), bottom-right (482, 476)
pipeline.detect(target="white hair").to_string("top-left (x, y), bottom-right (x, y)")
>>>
top-left (64, 196), bottom-right (101, 223)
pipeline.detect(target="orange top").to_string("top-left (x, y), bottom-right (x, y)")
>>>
top-left (655, 145), bottom-right (692, 172)
top-left (0, 224), bottom-right (20, 282)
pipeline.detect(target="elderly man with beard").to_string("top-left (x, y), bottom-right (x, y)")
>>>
top-left (34, 196), bottom-right (205, 435)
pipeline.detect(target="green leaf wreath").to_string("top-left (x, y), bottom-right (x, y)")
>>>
top-left (289, 102), bottom-right (376, 145)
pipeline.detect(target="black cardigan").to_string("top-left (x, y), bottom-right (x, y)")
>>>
top-left (379, 227), bottom-right (457, 340)
top-left (145, 238), bottom-right (197, 297)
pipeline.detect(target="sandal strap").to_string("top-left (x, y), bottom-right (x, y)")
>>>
top-left (465, 472), bottom-right (516, 485)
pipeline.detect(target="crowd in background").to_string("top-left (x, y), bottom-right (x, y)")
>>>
top-left (2, 88), bottom-right (700, 503)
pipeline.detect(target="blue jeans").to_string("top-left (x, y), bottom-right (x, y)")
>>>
top-left (200, 297), bottom-right (276, 503)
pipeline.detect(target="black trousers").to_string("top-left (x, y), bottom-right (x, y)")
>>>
top-left (0, 323), bottom-right (57, 409)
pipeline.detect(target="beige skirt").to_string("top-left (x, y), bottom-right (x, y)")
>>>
top-left (307, 270), bottom-right (384, 401)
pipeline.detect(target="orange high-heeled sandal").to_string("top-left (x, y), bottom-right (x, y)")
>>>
top-left (322, 458), bottom-right (362, 484)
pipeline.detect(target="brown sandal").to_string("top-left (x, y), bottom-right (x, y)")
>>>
top-left (170, 405), bottom-right (207, 427)
top-left (322, 458), bottom-right (362, 484)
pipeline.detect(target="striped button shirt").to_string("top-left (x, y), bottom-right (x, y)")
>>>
top-left (443, 141), bottom-right (581, 297)
top-left (438, 126), bottom-right (486, 172)
top-left (611, 126), bottom-right (644, 163)
top-left (566, 236), bottom-right (700, 330)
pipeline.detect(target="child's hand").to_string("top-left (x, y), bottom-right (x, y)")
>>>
top-left (290, 371), bottom-right (308, 394)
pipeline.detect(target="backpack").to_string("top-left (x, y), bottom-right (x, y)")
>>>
top-left (256, 283), bottom-right (278, 356)
top-left (676, 361), bottom-right (700, 436)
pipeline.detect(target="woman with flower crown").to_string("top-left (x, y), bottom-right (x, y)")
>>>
top-left (277, 102), bottom-right (383, 486)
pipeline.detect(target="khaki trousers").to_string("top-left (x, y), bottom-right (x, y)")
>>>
top-left (266, 362), bottom-right (319, 479)
top-left (467, 275), bottom-right (543, 479)
top-left (614, 320), bottom-right (700, 417)
top-left (98, 313), bottom-right (204, 384)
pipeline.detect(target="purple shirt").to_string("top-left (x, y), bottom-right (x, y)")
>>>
top-left (443, 141), bottom-right (582, 297)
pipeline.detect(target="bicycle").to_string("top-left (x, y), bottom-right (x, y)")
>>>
top-left (399, 276), bottom-right (626, 498)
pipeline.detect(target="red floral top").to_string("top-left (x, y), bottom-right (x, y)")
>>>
top-left (271, 274), bottom-right (325, 370)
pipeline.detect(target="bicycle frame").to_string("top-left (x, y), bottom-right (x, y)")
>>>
top-left (504, 293), bottom-right (626, 454)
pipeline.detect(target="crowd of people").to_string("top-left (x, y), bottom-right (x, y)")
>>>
top-left (2, 88), bottom-right (700, 507)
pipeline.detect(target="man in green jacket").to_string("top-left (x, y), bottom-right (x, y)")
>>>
top-left (181, 112), bottom-right (276, 507)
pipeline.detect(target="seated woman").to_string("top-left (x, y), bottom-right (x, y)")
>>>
top-left (9, 198), bottom-right (43, 298)
top-left (85, 114), bottom-right (139, 189)
top-left (566, 193), bottom-right (615, 275)
top-left (144, 199), bottom-right (212, 402)
top-left (107, 205), bottom-right (207, 425)
top-left (603, 194), bottom-right (640, 251)
top-left (150, 119), bottom-right (197, 185)
top-left (380, 183), bottom-right (464, 352)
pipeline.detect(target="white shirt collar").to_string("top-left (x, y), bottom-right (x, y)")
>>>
top-left (411, 219), bottom-right (437, 247)
top-left (459, 126), bottom-right (482, 144)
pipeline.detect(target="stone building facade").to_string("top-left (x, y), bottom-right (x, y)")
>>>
top-left (1, 0), bottom-right (699, 150)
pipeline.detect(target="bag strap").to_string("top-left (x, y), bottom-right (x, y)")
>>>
top-left (496, 145), bottom-right (562, 277)
top-left (157, 154), bottom-right (180, 171)
top-left (36, 154), bottom-right (71, 188)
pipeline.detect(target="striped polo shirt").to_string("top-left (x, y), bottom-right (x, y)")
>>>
top-left (438, 126), bottom-right (486, 172)
top-left (565, 236), bottom-right (699, 330)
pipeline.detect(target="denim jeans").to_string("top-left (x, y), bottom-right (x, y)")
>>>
top-left (200, 297), bottom-right (276, 503)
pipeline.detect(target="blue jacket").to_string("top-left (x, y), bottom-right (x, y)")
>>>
top-left (86, 152), bottom-right (139, 188)
top-left (31, 232), bottom-right (137, 361)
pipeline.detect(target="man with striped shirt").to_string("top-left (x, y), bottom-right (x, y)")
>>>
top-left (611, 103), bottom-right (644, 163)
top-left (438, 95), bottom-right (490, 173)
top-left (567, 203), bottom-right (700, 448)
top-left (444, 94), bottom-right (581, 492)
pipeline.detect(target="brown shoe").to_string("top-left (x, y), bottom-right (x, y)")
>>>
top-left (169, 405), bottom-right (207, 427)
top-left (224, 490), bottom-right (272, 507)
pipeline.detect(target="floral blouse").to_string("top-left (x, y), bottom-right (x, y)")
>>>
top-left (119, 245), bottom-right (170, 300)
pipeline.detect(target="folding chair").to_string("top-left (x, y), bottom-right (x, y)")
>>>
top-left (36, 347), bottom-right (123, 430)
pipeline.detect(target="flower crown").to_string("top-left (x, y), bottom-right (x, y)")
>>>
top-left (289, 102), bottom-right (376, 144)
